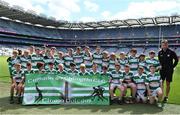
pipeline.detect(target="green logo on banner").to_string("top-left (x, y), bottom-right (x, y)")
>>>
top-left (23, 73), bottom-right (110, 105)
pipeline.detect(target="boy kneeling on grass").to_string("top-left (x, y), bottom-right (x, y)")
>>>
top-left (10, 63), bottom-right (25, 104)
top-left (146, 65), bottom-right (163, 107)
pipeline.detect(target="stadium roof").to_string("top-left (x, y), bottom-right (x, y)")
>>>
top-left (0, 0), bottom-right (180, 30)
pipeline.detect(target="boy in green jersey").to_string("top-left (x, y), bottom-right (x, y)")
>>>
top-left (34, 62), bottom-right (45, 74)
top-left (102, 51), bottom-right (109, 68)
top-left (133, 66), bottom-right (147, 103)
top-left (109, 53), bottom-right (118, 71)
top-left (89, 63), bottom-right (100, 75)
top-left (28, 45), bottom-right (35, 55)
top-left (43, 49), bottom-right (55, 70)
top-left (46, 62), bottom-right (57, 74)
top-left (31, 48), bottom-right (43, 69)
top-left (122, 64), bottom-right (137, 103)
top-left (145, 51), bottom-right (161, 72)
top-left (73, 47), bottom-right (84, 70)
top-left (110, 63), bottom-right (124, 102)
top-left (128, 48), bottom-right (139, 75)
top-left (10, 63), bottom-right (24, 104)
top-left (55, 51), bottom-right (65, 69)
top-left (20, 50), bottom-right (31, 70)
top-left (67, 63), bottom-right (79, 74)
top-left (24, 62), bottom-right (35, 75)
top-left (51, 47), bottom-right (57, 57)
top-left (101, 65), bottom-right (110, 76)
top-left (83, 46), bottom-right (93, 72)
top-left (7, 50), bottom-right (21, 77)
top-left (119, 52), bottom-right (128, 71)
top-left (146, 65), bottom-right (163, 106)
top-left (64, 48), bottom-right (74, 70)
top-left (57, 64), bottom-right (67, 74)
top-left (138, 54), bottom-right (147, 73)
top-left (79, 64), bottom-right (89, 76)
top-left (92, 46), bottom-right (103, 72)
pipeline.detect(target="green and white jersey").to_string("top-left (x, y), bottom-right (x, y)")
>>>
top-left (92, 52), bottom-right (103, 65)
top-left (133, 73), bottom-right (147, 90)
top-left (83, 53), bottom-right (93, 69)
top-left (145, 58), bottom-right (160, 72)
top-left (46, 68), bottom-right (57, 74)
top-left (128, 56), bottom-right (139, 74)
top-left (67, 69), bottom-right (79, 73)
top-left (73, 53), bottom-right (84, 69)
top-left (89, 70), bottom-right (101, 76)
top-left (43, 56), bottom-right (55, 70)
top-left (34, 69), bottom-right (46, 74)
top-left (67, 69), bottom-right (79, 76)
top-left (24, 69), bottom-right (35, 75)
top-left (55, 57), bottom-right (64, 69)
top-left (7, 56), bottom-right (21, 75)
top-left (110, 70), bottom-right (123, 84)
top-left (78, 71), bottom-right (90, 76)
top-left (31, 54), bottom-right (43, 69)
top-left (119, 58), bottom-right (128, 71)
top-left (57, 70), bottom-right (67, 74)
top-left (138, 60), bottom-right (147, 73)
top-left (101, 72), bottom-right (111, 77)
top-left (20, 55), bottom-right (31, 70)
top-left (122, 71), bottom-right (134, 83)
top-left (108, 59), bottom-right (118, 71)
top-left (54, 54), bottom-right (59, 59)
top-left (102, 58), bottom-right (109, 67)
top-left (12, 70), bottom-right (24, 82)
top-left (146, 72), bottom-right (162, 91)
top-left (64, 55), bottom-right (74, 69)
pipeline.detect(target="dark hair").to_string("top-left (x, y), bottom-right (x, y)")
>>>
top-left (130, 48), bottom-right (137, 53)
top-left (103, 67), bottom-right (108, 70)
top-left (48, 62), bottom-right (54, 65)
top-left (70, 62), bottom-right (76, 66)
top-left (18, 49), bottom-right (22, 55)
top-left (27, 62), bottom-right (32, 66)
top-left (149, 65), bottom-right (155, 69)
top-left (36, 62), bottom-right (44, 69)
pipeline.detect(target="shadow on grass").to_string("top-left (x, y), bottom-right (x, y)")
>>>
top-left (0, 96), bottom-right (164, 114)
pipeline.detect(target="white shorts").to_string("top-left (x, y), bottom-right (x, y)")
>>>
top-left (136, 90), bottom-right (146, 101)
top-left (151, 87), bottom-right (162, 97)
top-left (110, 83), bottom-right (123, 90)
top-left (123, 82), bottom-right (136, 88)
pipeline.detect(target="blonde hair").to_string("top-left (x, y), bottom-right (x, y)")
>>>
top-left (80, 63), bottom-right (86, 67)
top-left (23, 50), bottom-right (30, 55)
top-left (12, 50), bottom-right (18, 54)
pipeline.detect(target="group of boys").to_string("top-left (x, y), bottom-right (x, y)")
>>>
top-left (7, 45), bottom-right (164, 107)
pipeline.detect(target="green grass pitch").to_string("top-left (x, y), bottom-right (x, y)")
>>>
top-left (0, 56), bottom-right (180, 114)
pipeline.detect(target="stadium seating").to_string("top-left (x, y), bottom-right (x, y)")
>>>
top-left (0, 18), bottom-right (179, 56)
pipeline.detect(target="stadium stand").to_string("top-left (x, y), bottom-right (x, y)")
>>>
top-left (0, 1), bottom-right (179, 56)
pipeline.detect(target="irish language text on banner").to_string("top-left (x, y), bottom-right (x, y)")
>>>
top-left (23, 73), bottom-right (110, 105)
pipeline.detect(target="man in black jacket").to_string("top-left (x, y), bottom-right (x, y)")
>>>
top-left (158, 40), bottom-right (179, 103)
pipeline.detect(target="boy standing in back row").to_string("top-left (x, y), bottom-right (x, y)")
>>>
top-left (128, 48), bottom-right (139, 75)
